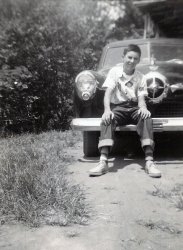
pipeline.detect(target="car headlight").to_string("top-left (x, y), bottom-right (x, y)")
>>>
top-left (145, 72), bottom-right (168, 103)
top-left (75, 71), bottom-right (97, 101)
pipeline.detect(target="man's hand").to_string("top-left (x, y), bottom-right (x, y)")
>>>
top-left (101, 110), bottom-right (114, 125)
top-left (138, 107), bottom-right (151, 119)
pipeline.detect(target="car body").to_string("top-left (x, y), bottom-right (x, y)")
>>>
top-left (71, 38), bottom-right (183, 156)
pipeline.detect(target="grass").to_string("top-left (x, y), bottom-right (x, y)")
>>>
top-left (149, 184), bottom-right (183, 210)
top-left (0, 130), bottom-right (89, 227)
top-left (136, 219), bottom-right (182, 235)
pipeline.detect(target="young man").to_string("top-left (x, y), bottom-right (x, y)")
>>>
top-left (89, 44), bottom-right (161, 178)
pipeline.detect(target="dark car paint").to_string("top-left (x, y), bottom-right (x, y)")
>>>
top-left (74, 39), bottom-right (183, 118)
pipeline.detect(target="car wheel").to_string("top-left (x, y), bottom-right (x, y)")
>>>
top-left (83, 131), bottom-right (100, 157)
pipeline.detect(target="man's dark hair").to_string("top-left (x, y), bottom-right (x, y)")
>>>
top-left (123, 44), bottom-right (141, 57)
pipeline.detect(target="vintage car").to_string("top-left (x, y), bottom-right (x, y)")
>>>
top-left (71, 38), bottom-right (183, 157)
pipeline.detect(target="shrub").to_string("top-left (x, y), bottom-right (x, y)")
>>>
top-left (0, 0), bottom-right (143, 133)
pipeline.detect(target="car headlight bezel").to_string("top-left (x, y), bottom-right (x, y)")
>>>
top-left (144, 71), bottom-right (169, 104)
top-left (75, 71), bottom-right (98, 101)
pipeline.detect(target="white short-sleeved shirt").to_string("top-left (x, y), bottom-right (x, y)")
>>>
top-left (102, 63), bottom-right (148, 104)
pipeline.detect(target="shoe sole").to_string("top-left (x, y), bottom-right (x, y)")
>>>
top-left (148, 173), bottom-right (161, 178)
top-left (89, 169), bottom-right (108, 177)
top-left (145, 169), bottom-right (161, 178)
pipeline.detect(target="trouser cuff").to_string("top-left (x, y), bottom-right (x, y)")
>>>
top-left (98, 139), bottom-right (114, 150)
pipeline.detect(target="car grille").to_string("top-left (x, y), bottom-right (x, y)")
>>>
top-left (153, 101), bottom-right (183, 117)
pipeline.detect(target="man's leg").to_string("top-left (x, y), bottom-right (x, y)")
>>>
top-left (136, 117), bottom-right (161, 178)
top-left (131, 109), bottom-right (161, 177)
top-left (100, 146), bottom-right (109, 162)
top-left (89, 105), bottom-right (129, 176)
top-left (89, 121), bottom-right (115, 176)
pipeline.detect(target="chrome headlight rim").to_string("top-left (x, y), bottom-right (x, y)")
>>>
top-left (75, 71), bottom-right (98, 101)
top-left (145, 71), bottom-right (169, 104)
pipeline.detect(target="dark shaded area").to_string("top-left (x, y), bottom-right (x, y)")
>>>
top-left (111, 131), bottom-right (183, 159)
top-left (135, 0), bottom-right (183, 38)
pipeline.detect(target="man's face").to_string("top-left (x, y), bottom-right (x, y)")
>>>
top-left (123, 51), bottom-right (140, 74)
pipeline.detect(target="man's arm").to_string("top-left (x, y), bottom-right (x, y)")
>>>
top-left (101, 88), bottom-right (114, 125)
top-left (138, 95), bottom-right (151, 119)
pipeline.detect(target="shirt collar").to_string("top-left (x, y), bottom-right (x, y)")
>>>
top-left (120, 64), bottom-right (136, 80)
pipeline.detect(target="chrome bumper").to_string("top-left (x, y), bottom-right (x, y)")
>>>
top-left (71, 118), bottom-right (183, 132)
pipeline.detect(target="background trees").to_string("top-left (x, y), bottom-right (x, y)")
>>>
top-left (0, 0), bottom-right (143, 133)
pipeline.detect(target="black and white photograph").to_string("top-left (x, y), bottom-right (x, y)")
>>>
top-left (0, 0), bottom-right (183, 249)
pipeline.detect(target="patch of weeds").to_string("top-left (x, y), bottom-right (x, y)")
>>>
top-left (171, 184), bottom-right (183, 210)
top-left (174, 195), bottom-right (183, 210)
top-left (121, 237), bottom-right (145, 248)
top-left (103, 186), bottom-right (116, 191)
top-left (0, 130), bottom-right (89, 227)
top-left (149, 185), bottom-right (170, 199)
top-left (148, 184), bottom-right (183, 210)
top-left (65, 230), bottom-right (80, 238)
top-left (110, 201), bottom-right (120, 205)
top-left (136, 219), bottom-right (182, 235)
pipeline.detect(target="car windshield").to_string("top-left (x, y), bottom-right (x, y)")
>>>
top-left (150, 44), bottom-right (183, 62)
top-left (102, 44), bottom-right (149, 68)
top-left (102, 42), bottom-right (183, 69)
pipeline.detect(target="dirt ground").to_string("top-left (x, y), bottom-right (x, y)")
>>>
top-left (0, 140), bottom-right (183, 250)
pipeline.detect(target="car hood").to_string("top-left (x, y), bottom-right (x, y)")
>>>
top-left (137, 61), bottom-right (183, 85)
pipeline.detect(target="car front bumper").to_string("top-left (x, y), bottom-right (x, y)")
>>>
top-left (71, 118), bottom-right (183, 132)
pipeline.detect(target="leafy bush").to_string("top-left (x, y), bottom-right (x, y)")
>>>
top-left (0, 0), bottom-right (76, 132)
top-left (0, 130), bottom-right (89, 226)
top-left (0, 0), bottom-right (143, 133)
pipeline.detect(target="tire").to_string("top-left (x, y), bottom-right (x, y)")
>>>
top-left (83, 131), bottom-right (100, 157)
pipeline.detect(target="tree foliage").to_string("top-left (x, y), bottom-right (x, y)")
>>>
top-left (0, 0), bottom-right (143, 133)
